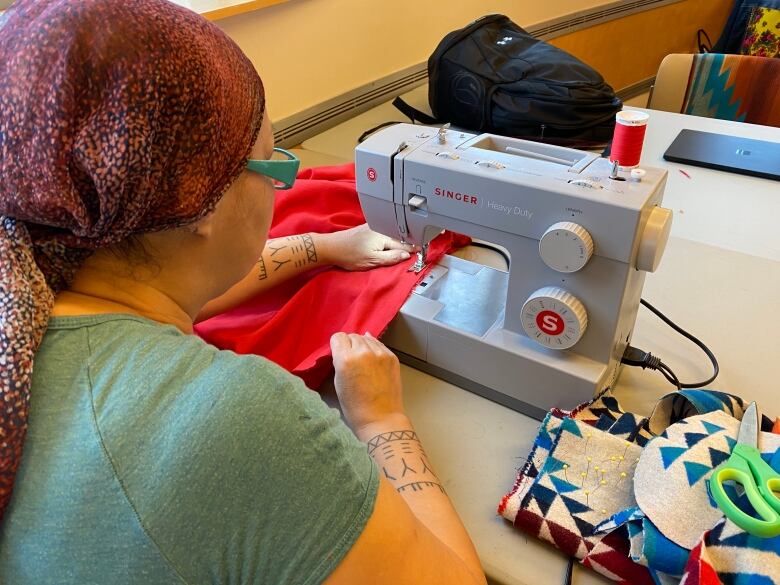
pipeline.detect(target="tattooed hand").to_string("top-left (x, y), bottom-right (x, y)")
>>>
top-left (319, 224), bottom-right (414, 271)
top-left (330, 331), bottom-right (405, 433)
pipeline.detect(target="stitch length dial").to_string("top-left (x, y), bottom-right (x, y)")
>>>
top-left (521, 286), bottom-right (588, 349)
top-left (539, 221), bottom-right (594, 273)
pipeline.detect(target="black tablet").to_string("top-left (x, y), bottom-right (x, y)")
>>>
top-left (663, 129), bottom-right (780, 181)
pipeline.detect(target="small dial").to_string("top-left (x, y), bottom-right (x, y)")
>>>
top-left (521, 286), bottom-right (588, 350)
top-left (539, 221), bottom-right (594, 273)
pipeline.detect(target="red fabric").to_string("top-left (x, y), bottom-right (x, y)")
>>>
top-left (513, 508), bottom-right (655, 585)
top-left (681, 535), bottom-right (722, 585)
top-left (195, 163), bottom-right (469, 389)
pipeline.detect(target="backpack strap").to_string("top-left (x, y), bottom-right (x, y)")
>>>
top-left (392, 96), bottom-right (439, 125)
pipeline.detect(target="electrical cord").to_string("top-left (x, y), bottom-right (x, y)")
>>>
top-left (621, 298), bottom-right (719, 390)
top-left (563, 557), bottom-right (575, 585)
top-left (415, 241), bottom-right (716, 391)
top-left (357, 121), bottom-right (408, 144)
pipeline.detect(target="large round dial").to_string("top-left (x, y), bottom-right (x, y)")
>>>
top-left (636, 206), bottom-right (673, 273)
top-left (539, 221), bottom-right (594, 273)
top-left (521, 287), bottom-right (588, 350)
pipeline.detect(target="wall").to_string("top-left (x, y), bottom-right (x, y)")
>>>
top-left (217, 0), bottom-right (732, 120)
top-left (550, 0), bottom-right (730, 92)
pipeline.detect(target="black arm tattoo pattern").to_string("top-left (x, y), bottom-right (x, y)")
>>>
top-left (256, 257), bottom-right (268, 280)
top-left (366, 430), bottom-right (444, 494)
top-left (400, 458), bottom-right (416, 477)
top-left (267, 242), bottom-right (287, 256)
top-left (272, 258), bottom-right (291, 272)
top-left (367, 430), bottom-right (419, 455)
top-left (398, 481), bottom-right (446, 494)
top-left (301, 233), bottom-right (318, 264)
top-left (262, 235), bottom-right (319, 274)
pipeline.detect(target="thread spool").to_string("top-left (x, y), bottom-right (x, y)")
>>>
top-left (609, 110), bottom-right (649, 169)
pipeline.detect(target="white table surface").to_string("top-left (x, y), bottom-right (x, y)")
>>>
top-left (299, 88), bottom-right (780, 585)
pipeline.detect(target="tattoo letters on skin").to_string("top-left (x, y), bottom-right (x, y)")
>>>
top-left (367, 430), bottom-right (445, 494)
top-left (256, 234), bottom-right (318, 280)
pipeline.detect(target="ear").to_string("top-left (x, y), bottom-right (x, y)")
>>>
top-left (189, 212), bottom-right (215, 239)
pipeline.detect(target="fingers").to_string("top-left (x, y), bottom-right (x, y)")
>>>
top-left (382, 237), bottom-right (415, 252)
top-left (346, 332), bottom-right (372, 352)
top-left (363, 331), bottom-right (390, 355)
top-left (332, 331), bottom-right (389, 357)
top-left (357, 222), bottom-right (414, 251)
top-left (330, 332), bottom-right (352, 356)
top-left (371, 249), bottom-right (412, 266)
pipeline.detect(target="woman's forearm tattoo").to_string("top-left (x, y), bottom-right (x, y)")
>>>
top-left (367, 430), bottom-right (445, 494)
top-left (256, 257), bottom-right (268, 280)
top-left (257, 234), bottom-right (318, 280)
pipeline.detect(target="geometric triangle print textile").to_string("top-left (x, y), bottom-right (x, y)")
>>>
top-left (680, 515), bottom-right (780, 585)
top-left (195, 164), bottom-right (470, 389)
top-left (561, 495), bottom-right (592, 516)
top-left (682, 53), bottom-right (780, 127)
top-left (635, 410), bottom-right (780, 551)
top-left (498, 388), bottom-right (628, 526)
top-left (684, 461), bottom-right (712, 486)
top-left (511, 417), bottom-right (651, 583)
top-left (533, 485), bottom-right (558, 518)
top-left (608, 412), bottom-right (647, 442)
top-left (660, 446), bottom-right (688, 469)
top-left (499, 410), bottom-right (569, 522)
top-left (636, 411), bottom-right (740, 550)
top-left (683, 433), bottom-right (710, 449)
top-left (551, 475), bottom-right (581, 494)
top-left (707, 447), bottom-right (730, 469)
top-left (647, 390), bottom-right (745, 436)
top-left (702, 421), bottom-right (724, 435)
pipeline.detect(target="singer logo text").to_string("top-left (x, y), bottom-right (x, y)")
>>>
top-left (434, 187), bottom-right (478, 205)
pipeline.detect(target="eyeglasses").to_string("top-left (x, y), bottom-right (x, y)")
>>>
top-left (246, 147), bottom-right (300, 190)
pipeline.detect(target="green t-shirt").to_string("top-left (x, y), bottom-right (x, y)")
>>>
top-left (0, 314), bottom-right (378, 585)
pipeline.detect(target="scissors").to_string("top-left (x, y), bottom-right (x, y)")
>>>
top-left (709, 402), bottom-right (780, 538)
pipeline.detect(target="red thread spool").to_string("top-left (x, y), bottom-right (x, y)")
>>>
top-left (609, 110), bottom-right (649, 168)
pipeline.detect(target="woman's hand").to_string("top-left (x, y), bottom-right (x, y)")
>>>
top-left (318, 224), bottom-right (414, 271)
top-left (330, 332), bottom-right (406, 434)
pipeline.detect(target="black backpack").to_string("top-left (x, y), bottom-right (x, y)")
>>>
top-left (396, 14), bottom-right (622, 147)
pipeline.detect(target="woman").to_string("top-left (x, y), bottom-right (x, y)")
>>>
top-left (0, 1), bottom-right (486, 584)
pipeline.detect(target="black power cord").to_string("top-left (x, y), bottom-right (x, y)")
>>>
top-left (621, 298), bottom-right (719, 389)
top-left (426, 240), bottom-right (716, 391)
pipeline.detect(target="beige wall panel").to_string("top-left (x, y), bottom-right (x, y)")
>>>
top-left (217, 0), bottom-right (635, 119)
top-left (217, 0), bottom-right (732, 120)
top-left (550, 0), bottom-right (731, 91)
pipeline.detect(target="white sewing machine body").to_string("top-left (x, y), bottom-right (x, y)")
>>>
top-left (356, 124), bottom-right (672, 419)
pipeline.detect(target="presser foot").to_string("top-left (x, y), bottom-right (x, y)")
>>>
top-left (408, 250), bottom-right (427, 273)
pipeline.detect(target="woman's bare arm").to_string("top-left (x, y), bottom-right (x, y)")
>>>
top-left (324, 334), bottom-right (486, 585)
top-left (196, 225), bottom-right (412, 321)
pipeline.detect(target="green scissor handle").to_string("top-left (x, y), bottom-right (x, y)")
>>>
top-left (709, 444), bottom-right (780, 538)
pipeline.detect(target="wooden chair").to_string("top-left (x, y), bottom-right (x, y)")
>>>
top-left (647, 54), bottom-right (695, 113)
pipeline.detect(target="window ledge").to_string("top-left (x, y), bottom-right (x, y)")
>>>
top-left (169, 0), bottom-right (289, 20)
top-left (1, 2), bottom-right (290, 20)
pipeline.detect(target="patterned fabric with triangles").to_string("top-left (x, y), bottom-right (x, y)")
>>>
top-left (510, 417), bottom-right (653, 583)
top-left (499, 391), bottom-right (650, 525)
top-left (635, 411), bottom-right (780, 552)
top-left (681, 53), bottom-right (780, 127)
top-left (499, 390), bottom-right (780, 584)
top-left (680, 516), bottom-right (780, 584)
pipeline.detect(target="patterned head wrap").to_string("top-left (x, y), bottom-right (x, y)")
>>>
top-left (0, 0), bottom-right (265, 517)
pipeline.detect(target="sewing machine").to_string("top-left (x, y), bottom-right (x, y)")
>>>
top-left (356, 124), bottom-right (672, 419)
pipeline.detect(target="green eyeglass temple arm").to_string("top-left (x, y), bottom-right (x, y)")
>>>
top-left (246, 147), bottom-right (300, 190)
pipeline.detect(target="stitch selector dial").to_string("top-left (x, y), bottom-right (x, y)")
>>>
top-left (521, 286), bottom-right (588, 350)
top-left (539, 221), bottom-right (594, 273)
